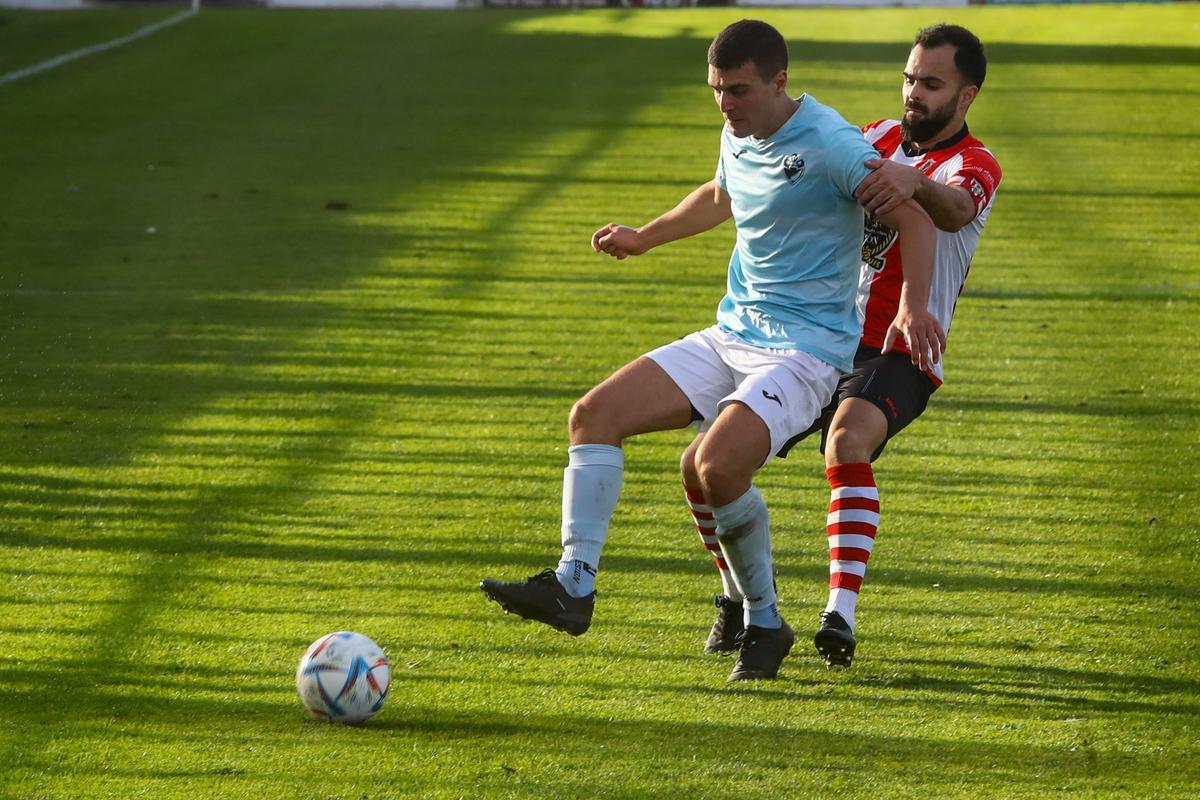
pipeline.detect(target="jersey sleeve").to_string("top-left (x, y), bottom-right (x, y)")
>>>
top-left (947, 147), bottom-right (1002, 218)
top-left (825, 123), bottom-right (879, 201)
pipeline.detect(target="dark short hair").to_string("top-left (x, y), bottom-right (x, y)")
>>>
top-left (914, 24), bottom-right (987, 89)
top-left (707, 19), bottom-right (788, 83)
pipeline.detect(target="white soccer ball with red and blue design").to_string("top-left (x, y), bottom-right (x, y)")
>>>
top-left (295, 631), bottom-right (390, 723)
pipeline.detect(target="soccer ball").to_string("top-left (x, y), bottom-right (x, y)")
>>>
top-left (295, 631), bottom-right (390, 723)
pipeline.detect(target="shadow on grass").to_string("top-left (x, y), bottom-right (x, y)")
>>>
top-left (866, 655), bottom-right (1200, 713)
top-left (0, 11), bottom-right (718, 776)
top-left (5, 520), bottom-right (1189, 604)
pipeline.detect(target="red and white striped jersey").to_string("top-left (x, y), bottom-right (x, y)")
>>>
top-left (857, 119), bottom-right (1002, 385)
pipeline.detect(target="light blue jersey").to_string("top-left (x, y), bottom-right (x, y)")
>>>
top-left (713, 94), bottom-right (876, 372)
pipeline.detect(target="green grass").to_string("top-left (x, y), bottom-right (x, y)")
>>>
top-left (1, 5), bottom-right (1197, 798)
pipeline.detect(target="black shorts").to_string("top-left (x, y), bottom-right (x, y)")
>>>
top-left (778, 344), bottom-right (937, 462)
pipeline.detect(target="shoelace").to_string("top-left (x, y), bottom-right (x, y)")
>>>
top-left (819, 611), bottom-right (846, 629)
top-left (712, 596), bottom-right (739, 629)
top-left (732, 628), bottom-right (765, 650)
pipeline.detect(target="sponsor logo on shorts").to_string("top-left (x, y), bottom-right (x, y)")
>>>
top-left (761, 389), bottom-right (783, 407)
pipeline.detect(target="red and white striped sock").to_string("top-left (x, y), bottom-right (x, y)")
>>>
top-left (824, 463), bottom-right (879, 631)
top-left (685, 486), bottom-right (742, 602)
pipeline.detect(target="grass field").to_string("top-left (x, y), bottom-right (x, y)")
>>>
top-left (1, 4), bottom-right (1198, 798)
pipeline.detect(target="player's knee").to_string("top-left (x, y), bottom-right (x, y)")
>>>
top-left (826, 424), bottom-right (876, 465)
top-left (679, 451), bottom-right (698, 487)
top-left (569, 393), bottom-right (616, 442)
top-left (694, 452), bottom-right (737, 497)
top-left (568, 397), bottom-right (595, 437)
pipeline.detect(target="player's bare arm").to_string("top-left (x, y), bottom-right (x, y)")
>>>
top-left (873, 199), bottom-right (946, 371)
top-left (855, 159), bottom-right (977, 231)
top-left (591, 180), bottom-right (732, 260)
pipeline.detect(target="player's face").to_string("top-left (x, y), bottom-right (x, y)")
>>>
top-left (708, 61), bottom-right (785, 139)
top-left (901, 44), bottom-right (976, 144)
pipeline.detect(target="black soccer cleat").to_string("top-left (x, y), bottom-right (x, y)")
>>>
top-left (480, 569), bottom-right (595, 636)
top-left (814, 610), bottom-right (856, 668)
top-left (704, 594), bottom-right (745, 655)
top-left (728, 620), bottom-right (795, 681)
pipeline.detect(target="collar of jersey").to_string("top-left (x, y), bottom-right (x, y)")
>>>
top-left (901, 123), bottom-right (969, 157)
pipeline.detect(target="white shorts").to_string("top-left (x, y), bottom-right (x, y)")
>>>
top-left (646, 325), bottom-right (840, 461)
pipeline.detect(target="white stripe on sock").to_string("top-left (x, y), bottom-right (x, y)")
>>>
top-left (826, 509), bottom-right (881, 526)
top-left (831, 486), bottom-right (879, 501)
top-left (827, 533), bottom-right (876, 551)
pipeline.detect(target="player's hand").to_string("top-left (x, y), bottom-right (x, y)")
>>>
top-left (591, 223), bottom-right (646, 260)
top-left (856, 159), bottom-right (924, 218)
top-left (881, 302), bottom-right (947, 373)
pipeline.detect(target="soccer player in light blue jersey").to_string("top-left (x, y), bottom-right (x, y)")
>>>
top-left (481, 19), bottom-right (945, 682)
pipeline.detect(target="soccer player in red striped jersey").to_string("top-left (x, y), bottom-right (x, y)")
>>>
top-left (684, 24), bottom-right (1002, 667)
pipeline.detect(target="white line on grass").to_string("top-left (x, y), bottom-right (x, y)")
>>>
top-left (0, 8), bottom-right (197, 88)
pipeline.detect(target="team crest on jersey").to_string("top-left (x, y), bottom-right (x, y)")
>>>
top-left (862, 214), bottom-right (897, 272)
top-left (783, 154), bottom-right (805, 184)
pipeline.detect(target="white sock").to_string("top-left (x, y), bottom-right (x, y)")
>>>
top-left (712, 486), bottom-right (780, 630)
top-left (825, 589), bottom-right (857, 631)
top-left (555, 444), bottom-right (623, 598)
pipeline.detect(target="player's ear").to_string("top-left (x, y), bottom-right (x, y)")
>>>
top-left (958, 84), bottom-right (979, 115)
top-left (772, 69), bottom-right (788, 94)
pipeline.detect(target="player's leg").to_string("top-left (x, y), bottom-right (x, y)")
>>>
top-left (813, 346), bottom-right (936, 667)
top-left (699, 402), bottom-right (795, 680)
top-left (686, 404), bottom-right (832, 655)
top-left (567, 356), bottom-right (696, 446)
top-left (825, 397), bottom-right (889, 626)
top-left (554, 356), bottom-right (696, 596)
top-left (700, 354), bottom-right (837, 680)
top-left (700, 406), bottom-right (783, 671)
top-left (482, 334), bottom-right (730, 636)
top-left (681, 433), bottom-right (745, 654)
top-left (814, 398), bottom-right (887, 666)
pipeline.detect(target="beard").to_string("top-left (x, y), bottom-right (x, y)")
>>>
top-left (901, 97), bottom-right (957, 144)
